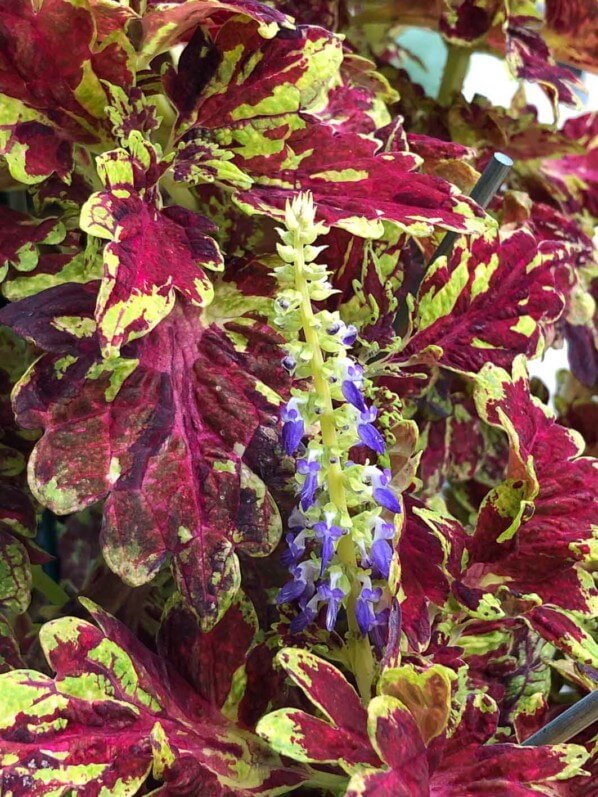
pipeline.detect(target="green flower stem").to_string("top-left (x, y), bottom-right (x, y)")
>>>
top-left (32, 566), bottom-right (70, 607)
top-left (293, 231), bottom-right (375, 703)
top-left (437, 43), bottom-right (471, 107)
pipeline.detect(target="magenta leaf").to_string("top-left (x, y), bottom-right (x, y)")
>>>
top-left (259, 651), bottom-right (589, 795)
top-left (0, 600), bottom-right (305, 795)
top-left (0, 284), bottom-right (288, 629)
top-left (0, 326), bottom-right (40, 616)
top-left (398, 230), bottom-right (569, 378)
top-left (231, 123), bottom-right (488, 238)
top-left (545, 0), bottom-right (598, 72)
top-left (506, 16), bottom-right (582, 111)
top-left (140, 0), bottom-right (292, 64)
top-left (168, 18), bottom-right (487, 238)
top-left (81, 138), bottom-right (223, 356)
top-left (158, 590), bottom-right (259, 713)
top-left (0, 207), bottom-right (65, 284)
top-left (0, 0), bottom-right (134, 181)
top-left (345, 696), bottom-right (430, 796)
top-left (395, 497), bottom-right (466, 650)
top-left (454, 356), bottom-right (598, 661)
top-left (256, 648), bottom-right (378, 767)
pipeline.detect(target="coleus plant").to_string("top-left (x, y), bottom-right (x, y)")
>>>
top-left (0, 0), bottom-right (596, 794)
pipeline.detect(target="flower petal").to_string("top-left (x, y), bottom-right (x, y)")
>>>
top-left (373, 487), bottom-right (402, 514)
top-left (282, 419), bottom-right (304, 456)
top-left (358, 422), bottom-right (386, 454)
top-left (342, 379), bottom-right (367, 411)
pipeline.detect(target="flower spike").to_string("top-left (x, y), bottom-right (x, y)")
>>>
top-left (271, 192), bottom-right (401, 699)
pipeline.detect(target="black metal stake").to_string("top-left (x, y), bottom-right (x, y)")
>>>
top-left (392, 152), bottom-right (513, 336)
top-left (522, 690), bottom-right (598, 747)
top-left (430, 151), bottom-right (513, 264)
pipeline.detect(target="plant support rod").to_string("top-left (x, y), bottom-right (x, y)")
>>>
top-left (431, 152), bottom-right (514, 264)
top-left (392, 152), bottom-right (513, 336)
top-left (522, 690), bottom-right (598, 747)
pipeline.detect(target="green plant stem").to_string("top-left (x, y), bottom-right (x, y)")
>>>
top-left (32, 566), bottom-right (70, 607)
top-left (161, 173), bottom-right (201, 211)
top-left (437, 43), bottom-right (471, 107)
top-left (293, 233), bottom-right (375, 703)
top-left (304, 767), bottom-right (348, 793)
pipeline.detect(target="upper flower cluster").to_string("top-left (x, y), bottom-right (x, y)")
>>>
top-left (273, 193), bottom-right (401, 639)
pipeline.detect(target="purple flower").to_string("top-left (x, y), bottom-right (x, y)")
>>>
top-left (355, 578), bottom-right (383, 636)
top-left (357, 406), bottom-right (385, 454)
top-left (290, 595), bottom-right (319, 634)
top-left (297, 453), bottom-right (321, 510)
top-left (277, 561), bottom-right (318, 605)
top-left (341, 324), bottom-right (358, 346)
top-left (342, 380), bottom-right (366, 412)
top-left (276, 575), bottom-right (305, 605)
top-left (313, 521), bottom-right (345, 573)
top-left (326, 321), bottom-right (356, 346)
top-left (341, 362), bottom-right (367, 412)
top-left (290, 610), bottom-right (314, 634)
top-left (371, 518), bottom-right (395, 579)
top-left (317, 575), bottom-right (346, 631)
top-left (281, 398), bottom-right (304, 456)
top-left (288, 507), bottom-right (307, 532)
top-left (280, 529), bottom-right (308, 567)
top-left (370, 607), bottom-right (391, 651)
top-left (345, 363), bottom-right (364, 385)
top-left (365, 467), bottom-right (401, 514)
